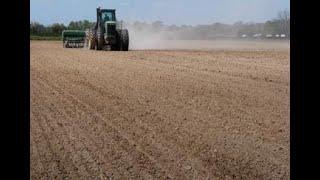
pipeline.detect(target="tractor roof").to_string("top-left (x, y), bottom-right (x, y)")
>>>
top-left (100, 9), bottom-right (116, 12)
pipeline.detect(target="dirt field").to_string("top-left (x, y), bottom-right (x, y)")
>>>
top-left (130, 39), bottom-right (290, 51)
top-left (31, 40), bottom-right (290, 179)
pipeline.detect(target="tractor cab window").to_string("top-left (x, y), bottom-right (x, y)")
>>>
top-left (101, 11), bottom-right (115, 22)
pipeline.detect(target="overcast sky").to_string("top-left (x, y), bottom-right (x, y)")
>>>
top-left (30, 0), bottom-right (290, 26)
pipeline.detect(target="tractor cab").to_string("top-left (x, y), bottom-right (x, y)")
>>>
top-left (97, 8), bottom-right (117, 40)
top-left (99, 9), bottom-right (116, 23)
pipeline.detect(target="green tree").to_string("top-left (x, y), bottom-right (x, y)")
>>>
top-left (30, 22), bottom-right (46, 35)
top-left (50, 23), bottom-right (66, 36)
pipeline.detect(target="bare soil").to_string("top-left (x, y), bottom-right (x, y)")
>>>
top-left (31, 40), bottom-right (290, 180)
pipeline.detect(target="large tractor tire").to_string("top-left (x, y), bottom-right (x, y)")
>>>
top-left (119, 29), bottom-right (129, 51)
top-left (97, 26), bottom-right (104, 50)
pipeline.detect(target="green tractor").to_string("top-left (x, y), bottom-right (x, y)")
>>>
top-left (85, 7), bottom-right (129, 51)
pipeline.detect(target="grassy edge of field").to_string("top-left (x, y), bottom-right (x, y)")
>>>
top-left (30, 35), bottom-right (61, 41)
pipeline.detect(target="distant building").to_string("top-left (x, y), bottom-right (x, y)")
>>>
top-left (253, 33), bottom-right (262, 38)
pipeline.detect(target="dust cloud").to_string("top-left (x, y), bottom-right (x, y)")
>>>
top-left (126, 27), bottom-right (289, 51)
top-left (125, 24), bottom-right (289, 51)
top-left (127, 28), bottom-right (170, 50)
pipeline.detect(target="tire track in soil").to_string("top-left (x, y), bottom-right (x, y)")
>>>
top-left (33, 66), bottom-right (195, 179)
top-left (98, 59), bottom-right (287, 179)
top-left (63, 72), bottom-right (227, 179)
top-left (33, 83), bottom-right (107, 179)
top-left (31, 79), bottom-right (73, 179)
top-left (33, 72), bottom-right (170, 179)
top-left (122, 51), bottom-right (289, 86)
top-left (37, 51), bottom-right (282, 179)
top-left (68, 56), bottom-right (284, 179)
top-left (113, 52), bottom-right (288, 140)
top-left (30, 114), bottom-right (46, 180)
top-left (41, 60), bottom-right (266, 179)
top-left (32, 56), bottom-right (218, 179)
top-left (31, 77), bottom-right (93, 179)
top-left (64, 72), bottom-right (270, 179)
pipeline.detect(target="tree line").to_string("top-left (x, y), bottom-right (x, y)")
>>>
top-left (30, 20), bottom-right (95, 37)
top-left (30, 10), bottom-right (289, 39)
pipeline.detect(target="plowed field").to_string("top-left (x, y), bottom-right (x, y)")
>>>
top-left (31, 40), bottom-right (290, 179)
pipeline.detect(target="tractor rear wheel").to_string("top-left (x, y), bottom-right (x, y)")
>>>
top-left (121, 29), bottom-right (129, 51)
top-left (97, 26), bottom-right (104, 50)
top-left (118, 29), bottom-right (129, 51)
top-left (120, 29), bottom-right (129, 51)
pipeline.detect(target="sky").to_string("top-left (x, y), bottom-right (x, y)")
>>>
top-left (30, 0), bottom-right (290, 26)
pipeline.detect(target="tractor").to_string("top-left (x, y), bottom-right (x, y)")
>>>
top-left (62, 7), bottom-right (129, 51)
top-left (85, 7), bottom-right (129, 51)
